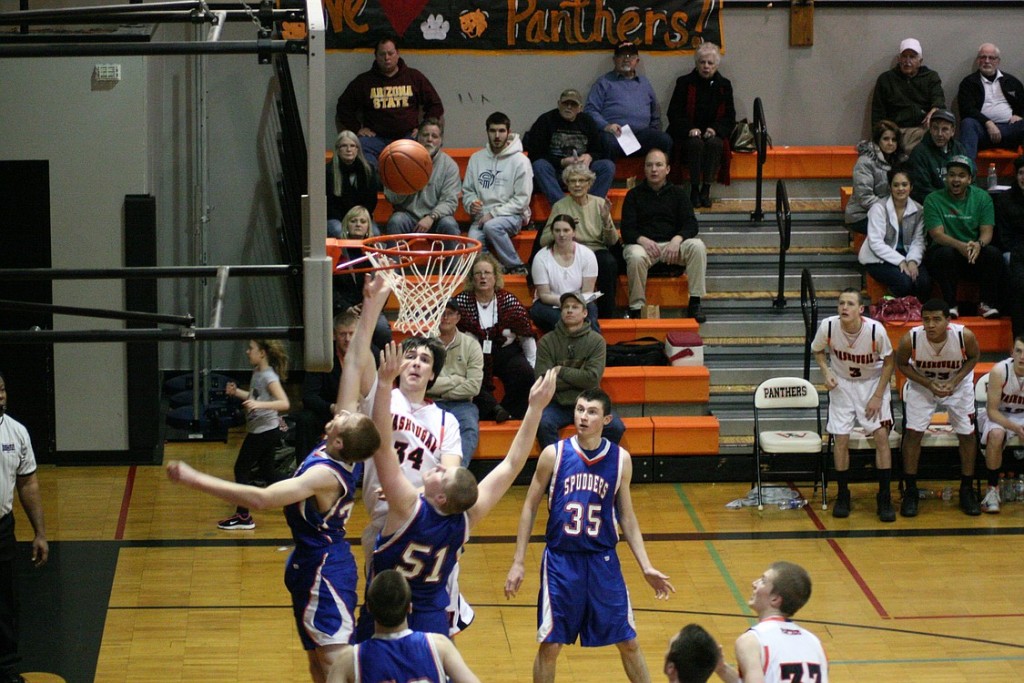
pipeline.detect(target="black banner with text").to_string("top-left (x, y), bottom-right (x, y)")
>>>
top-left (324, 0), bottom-right (723, 53)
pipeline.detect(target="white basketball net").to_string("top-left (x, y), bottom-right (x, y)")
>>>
top-left (365, 236), bottom-right (480, 336)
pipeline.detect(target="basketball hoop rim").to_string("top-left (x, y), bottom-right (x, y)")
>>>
top-left (360, 233), bottom-right (482, 260)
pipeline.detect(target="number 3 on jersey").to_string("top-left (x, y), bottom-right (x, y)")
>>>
top-left (563, 502), bottom-right (602, 537)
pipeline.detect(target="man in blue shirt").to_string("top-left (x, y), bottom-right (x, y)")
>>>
top-left (585, 41), bottom-right (672, 160)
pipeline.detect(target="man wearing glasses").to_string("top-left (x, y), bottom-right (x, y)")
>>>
top-left (957, 43), bottom-right (1024, 160)
top-left (871, 38), bottom-right (946, 152)
top-left (526, 88), bottom-right (615, 207)
top-left (586, 40), bottom-right (672, 160)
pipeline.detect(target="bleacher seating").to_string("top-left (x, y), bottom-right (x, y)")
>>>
top-left (333, 144), bottom-right (1020, 227)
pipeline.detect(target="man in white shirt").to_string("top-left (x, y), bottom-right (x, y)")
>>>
top-left (957, 43), bottom-right (1024, 159)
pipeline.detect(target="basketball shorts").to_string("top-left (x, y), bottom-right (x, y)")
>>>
top-left (827, 376), bottom-right (892, 435)
top-left (904, 379), bottom-right (975, 435)
top-left (978, 409), bottom-right (1024, 445)
top-left (284, 546), bottom-right (357, 650)
top-left (537, 548), bottom-right (636, 647)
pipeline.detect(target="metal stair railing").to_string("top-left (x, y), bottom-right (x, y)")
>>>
top-left (750, 96), bottom-right (769, 222)
top-left (800, 268), bottom-right (819, 381)
top-left (772, 179), bottom-right (792, 310)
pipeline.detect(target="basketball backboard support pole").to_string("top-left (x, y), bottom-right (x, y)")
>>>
top-left (302, 0), bottom-right (332, 372)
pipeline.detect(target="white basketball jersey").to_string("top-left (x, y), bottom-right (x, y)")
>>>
top-left (909, 323), bottom-right (970, 389)
top-left (361, 380), bottom-right (462, 521)
top-left (744, 617), bottom-right (829, 683)
top-left (992, 358), bottom-right (1024, 415)
top-left (811, 315), bottom-right (892, 381)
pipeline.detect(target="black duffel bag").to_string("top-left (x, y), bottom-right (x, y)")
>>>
top-left (605, 337), bottom-right (668, 367)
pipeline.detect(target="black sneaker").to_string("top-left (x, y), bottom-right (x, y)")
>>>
top-left (832, 489), bottom-right (851, 518)
top-left (493, 405), bottom-right (511, 424)
top-left (876, 490), bottom-right (896, 522)
top-left (626, 307), bottom-right (642, 319)
top-left (960, 486), bottom-right (981, 516)
top-left (504, 264), bottom-right (529, 276)
top-left (686, 301), bottom-right (707, 324)
top-left (218, 513), bottom-right (255, 530)
top-left (690, 186), bottom-right (701, 209)
top-left (900, 488), bottom-right (919, 517)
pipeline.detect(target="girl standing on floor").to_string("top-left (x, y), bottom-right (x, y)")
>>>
top-left (219, 339), bottom-right (290, 530)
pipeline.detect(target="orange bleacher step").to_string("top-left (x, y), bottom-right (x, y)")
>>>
top-left (651, 416), bottom-right (720, 455)
top-left (602, 366), bottom-right (710, 406)
top-left (476, 416), bottom-right (654, 459)
top-left (883, 318), bottom-right (1012, 357)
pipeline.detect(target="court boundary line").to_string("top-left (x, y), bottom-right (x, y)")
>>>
top-left (115, 465), bottom-right (136, 540)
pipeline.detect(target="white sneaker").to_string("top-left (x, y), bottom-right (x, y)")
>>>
top-left (948, 306), bottom-right (959, 319)
top-left (980, 486), bottom-right (1000, 514)
top-left (979, 302), bottom-right (1000, 318)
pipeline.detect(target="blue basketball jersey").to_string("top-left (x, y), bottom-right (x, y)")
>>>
top-left (284, 446), bottom-right (358, 551)
top-left (545, 436), bottom-right (623, 553)
top-left (372, 496), bottom-right (469, 614)
top-left (354, 630), bottom-right (445, 683)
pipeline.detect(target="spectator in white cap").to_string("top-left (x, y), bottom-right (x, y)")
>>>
top-left (871, 38), bottom-right (946, 152)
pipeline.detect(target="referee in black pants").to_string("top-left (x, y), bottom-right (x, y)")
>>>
top-left (0, 372), bottom-right (48, 683)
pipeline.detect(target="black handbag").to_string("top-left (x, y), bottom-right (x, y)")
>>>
top-left (605, 337), bottom-right (668, 367)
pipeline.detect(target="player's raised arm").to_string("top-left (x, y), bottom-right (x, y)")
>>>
top-left (503, 443), bottom-right (556, 599)
top-left (468, 369), bottom-right (558, 528)
top-left (337, 275), bottom-right (391, 413)
top-left (371, 342), bottom-right (419, 520)
top-left (166, 458), bottom-right (338, 511)
top-left (616, 450), bottom-right (675, 599)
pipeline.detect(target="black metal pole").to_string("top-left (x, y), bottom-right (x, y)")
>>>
top-left (0, 326), bottom-right (303, 344)
top-left (0, 40), bottom-right (302, 58)
top-left (0, 264), bottom-right (297, 280)
top-left (0, 299), bottom-right (195, 327)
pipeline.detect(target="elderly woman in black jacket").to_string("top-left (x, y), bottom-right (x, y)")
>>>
top-left (667, 42), bottom-right (736, 209)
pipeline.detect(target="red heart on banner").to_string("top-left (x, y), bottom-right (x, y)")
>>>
top-left (378, 0), bottom-right (429, 37)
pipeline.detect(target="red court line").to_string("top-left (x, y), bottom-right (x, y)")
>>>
top-left (803, 499), bottom-right (891, 619)
top-left (115, 465), bottom-right (137, 540)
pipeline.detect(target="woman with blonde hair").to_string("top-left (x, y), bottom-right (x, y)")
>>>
top-left (327, 131), bottom-right (379, 237)
top-left (333, 205), bottom-right (392, 350)
top-left (452, 253), bottom-right (535, 422)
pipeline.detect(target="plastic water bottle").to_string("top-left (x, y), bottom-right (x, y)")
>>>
top-left (778, 498), bottom-right (807, 510)
top-left (1007, 473), bottom-right (1018, 502)
top-left (998, 473), bottom-right (1009, 502)
top-left (1015, 474), bottom-right (1024, 502)
top-left (918, 489), bottom-right (938, 499)
top-left (941, 486), bottom-right (953, 502)
top-left (988, 163), bottom-right (998, 190)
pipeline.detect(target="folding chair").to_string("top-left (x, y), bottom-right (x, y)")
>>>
top-left (753, 377), bottom-right (826, 510)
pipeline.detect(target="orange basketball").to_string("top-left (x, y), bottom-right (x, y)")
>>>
top-left (378, 139), bottom-right (433, 194)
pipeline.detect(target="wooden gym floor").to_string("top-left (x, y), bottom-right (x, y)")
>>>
top-left (15, 431), bottom-right (1024, 682)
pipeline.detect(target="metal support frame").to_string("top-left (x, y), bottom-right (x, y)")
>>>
top-left (772, 179), bottom-right (792, 310)
top-left (799, 268), bottom-right (819, 381)
top-left (750, 97), bottom-right (769, 223)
